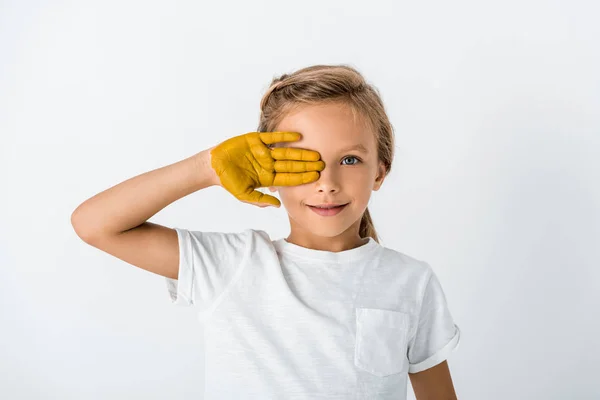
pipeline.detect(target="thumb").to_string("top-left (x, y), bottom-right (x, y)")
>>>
top-left (238, 190), bottom-right (281, 208)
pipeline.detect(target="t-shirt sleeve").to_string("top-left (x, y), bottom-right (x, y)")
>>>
top-left (164, 228), bottom-right (251, 314)
top-left (407, 263), bottom-right (461, 373)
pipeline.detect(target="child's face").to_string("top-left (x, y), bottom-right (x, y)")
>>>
top-left (268, 102), bottom-right (386, 239)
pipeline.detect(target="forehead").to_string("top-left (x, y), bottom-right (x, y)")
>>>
top-left (274, 102), bottom-right (375, 153)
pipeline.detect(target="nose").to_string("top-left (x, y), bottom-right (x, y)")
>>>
top-left (314, 164), bottom-right (340, 194)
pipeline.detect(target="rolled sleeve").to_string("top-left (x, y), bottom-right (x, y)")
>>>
top-left (407, 264), bottom-right (461, 373)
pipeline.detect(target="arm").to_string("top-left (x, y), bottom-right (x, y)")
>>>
top-left (408, 360), bottom-right (458, 400)
top-left (70, 147), bottom-right (219, 279)
top-left (70, 131), bottom-right (324, 280)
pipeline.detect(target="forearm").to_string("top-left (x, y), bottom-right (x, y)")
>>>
top-left (71, 147), bottom-right (218, 240)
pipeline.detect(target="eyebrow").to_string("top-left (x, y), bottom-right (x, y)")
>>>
top-left (340, 144), bottom-right (369, 154)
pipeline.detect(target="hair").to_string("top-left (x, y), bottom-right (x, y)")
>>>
top-left (257, 64), bottom-right (395, 243)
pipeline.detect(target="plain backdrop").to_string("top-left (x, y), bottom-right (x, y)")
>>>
top-left (1, 0), bottom-right (599, 399)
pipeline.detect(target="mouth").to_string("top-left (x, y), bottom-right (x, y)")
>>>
top-left (307, 203), bottom-right (349, 216)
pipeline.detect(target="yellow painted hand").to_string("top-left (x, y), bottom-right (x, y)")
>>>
top-left (210, 131), bottom-right (325, 208)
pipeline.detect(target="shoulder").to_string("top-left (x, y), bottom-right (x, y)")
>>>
top-left (356, 245), bottom-right (434, 315)
top-left (173, 228), bottom-right (266, 260)
top-left (378, 245), bottom-right (434, 290)
top-left (178, 227), bottom-right (267, 241)
top-left (178, 228), bottom-right (278, 253)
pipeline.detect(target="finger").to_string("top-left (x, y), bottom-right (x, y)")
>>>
top-left (259, 131), bottom-right (302, 145)
top-left (272, 171), bottom-right (320, 186)
top-left (238, 190), bottom-right (281, 207)
top-left (273, 160), bottom-right (325, 173)
top-left (271, 147), bottom-right (321, 162)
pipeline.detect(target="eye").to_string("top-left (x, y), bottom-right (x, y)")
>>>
top-left (341, 155), bottom-right (362, 165)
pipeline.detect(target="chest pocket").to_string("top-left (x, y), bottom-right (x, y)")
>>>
top-left (354, 307), bottom-right (411, 377)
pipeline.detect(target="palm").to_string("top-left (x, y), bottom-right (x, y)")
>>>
top-left (215, 155), bottom-right (275, 196)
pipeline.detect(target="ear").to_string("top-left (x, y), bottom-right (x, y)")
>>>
top-left (373, 162), bottom-right (387, 191)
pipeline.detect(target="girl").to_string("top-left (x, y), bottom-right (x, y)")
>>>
top-left (71, 64), bottom-right (461, 399)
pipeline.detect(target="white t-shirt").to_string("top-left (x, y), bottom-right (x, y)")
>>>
top-left (165, 228), bottom-right (461, 399)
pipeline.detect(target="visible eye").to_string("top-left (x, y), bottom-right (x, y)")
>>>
top-left (341, 155), bottom-right (362, 165)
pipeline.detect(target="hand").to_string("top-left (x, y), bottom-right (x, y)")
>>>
top-left (210, 131), bottom-right (325, 208)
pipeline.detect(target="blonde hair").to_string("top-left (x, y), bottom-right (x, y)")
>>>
top-left (257, 64), bottom-right (395, 243)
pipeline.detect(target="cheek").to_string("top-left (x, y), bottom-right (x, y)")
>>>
top-left (277, 186), bottom-right (302, 203)
top-left (342, 170), bottom-right (372, 188)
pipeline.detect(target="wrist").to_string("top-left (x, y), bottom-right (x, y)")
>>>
top-left (193, 147), bottom-right (220, 188)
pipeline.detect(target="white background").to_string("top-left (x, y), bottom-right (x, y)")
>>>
top-left (1, 0), bottom-right (599, 399)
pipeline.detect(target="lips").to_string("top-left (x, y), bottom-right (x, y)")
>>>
top-left (308, 203), bottom-right (349, 209)
top-left (307, 203), bottom-right (349, 216)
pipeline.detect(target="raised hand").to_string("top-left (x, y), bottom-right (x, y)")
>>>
top-left (210, 131), bottom-right (325, 207)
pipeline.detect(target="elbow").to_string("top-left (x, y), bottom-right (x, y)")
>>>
top-left (71, 209), bottom-right (96, 243)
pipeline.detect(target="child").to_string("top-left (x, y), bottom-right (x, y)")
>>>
top-left (71, 64), bottom-right (461, 399)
